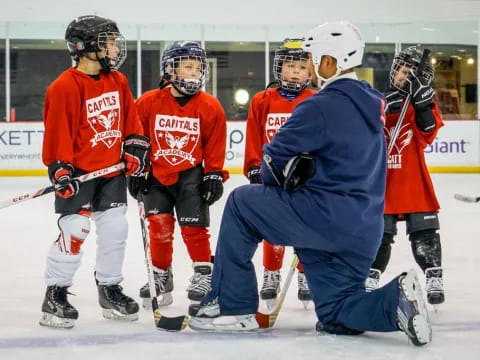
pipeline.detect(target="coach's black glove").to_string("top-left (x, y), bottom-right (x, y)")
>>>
top-left (247, 166), bottom-right (262, 184)
top-left (123, 134), bottom-right (150, 176)
top-left (201, 172), bottom-right (224, 205)
top-left (403, 69), bottom-right (435, 110)
top-left (384, 89), bottom-right (404, 114)
top-left (48, 161), bottom-right (80, 199)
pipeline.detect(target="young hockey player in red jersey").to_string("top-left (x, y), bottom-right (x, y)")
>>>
top-left (40, 15), bottom-right (150, 329)
top-left (129, 41), bottom-right (228, 308)
top-left (366, 46), bottom-right (445, 307)
top-left (244, 38), bottom-right (315, 309)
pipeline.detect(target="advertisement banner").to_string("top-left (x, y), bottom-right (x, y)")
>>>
top-left (0, 120), bottom-right (479, 174)
top-left (0, 122), bottom-right (44, 169)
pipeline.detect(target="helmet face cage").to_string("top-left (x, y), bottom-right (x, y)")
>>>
top-left (390, 46), bottom-right (435, 93)
top-left (273, 39), bottom-right (310, 92)
top-left (97, 32), bottom-right (127, 70)
top-left (161, 42), bottom-right (209, 95)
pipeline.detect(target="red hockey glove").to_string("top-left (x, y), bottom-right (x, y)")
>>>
top-left (123, 134), bottom-right (150, 176)
top-left (48, 161), bottom-right (80, 199)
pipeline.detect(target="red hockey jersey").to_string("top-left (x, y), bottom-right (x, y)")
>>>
top-left (135, 87), bottom-right (229, 186)
top-left (384, 100), bottom-right (444, 214)
top-left (243, 87), bottom-right (316, 176)
top-left (42, 67), bottom-right (143, 173)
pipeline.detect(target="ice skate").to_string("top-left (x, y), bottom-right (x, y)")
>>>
top-left (188, 298), bottom-right (259, 332)
top-left (97, 284), bottom-right (139, 321)
top-left (39, 285), bottom-right (79, 329)
top-left (365, 268), bottom-right (381, 292)
top-left (425, 267), bottom-right (444, 312)
top-left (260, 269), bottom-right (281, 311)
top-left (297, 272), bottom-right (312, 310)
top-left (397, 269), bottom-right (432, 346)
top-left (187, 262), bottom-right (213, 303)
top-left (139, 267), bottom-right (174, 309)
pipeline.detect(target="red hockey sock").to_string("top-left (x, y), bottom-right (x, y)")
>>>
top-left (263, 240), bottom-right (285, 271)
top-left (180, 226), bottom-right (211, 263)
top-left (148, 214), bottom-right (175, 269)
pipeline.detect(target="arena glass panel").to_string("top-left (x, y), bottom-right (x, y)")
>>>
top-left (9, 39), bottom-right (70, 121)
top-left (141, 41), bottom-right (164, 94)
top-left (120, 41), bottom-right (138, 98)
top-left (403, 43), bottom-right (478, 120)
top-left (205, 42), bottom-right (265, 120)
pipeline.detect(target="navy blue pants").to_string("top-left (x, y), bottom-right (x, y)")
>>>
top-left (205, 185), bottom-right (400, 332)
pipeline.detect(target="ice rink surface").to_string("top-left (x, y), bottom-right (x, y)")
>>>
top-left (0, 173), bottom-right (479, 360)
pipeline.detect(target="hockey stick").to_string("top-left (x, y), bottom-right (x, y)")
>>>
top-left (256, 254), bottom-right (299, 328)
top-left (137, 200), bottom-right (189, 331)
top-left (387, 49), bottom-right (431, 156)
top-left (454, 193), bottom-right (480, 203)
top-left (0, 162), bottom-right (125, 210)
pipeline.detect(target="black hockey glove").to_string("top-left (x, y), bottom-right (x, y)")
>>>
top-left (403, 69), bottom-right (435, 110)
top-left (201, 172), bottom-right (224, 205)
top-left (283, 154), bottom-right (316, 192)
top-left (384, 89), bottom-right (404, 114)
top-left (127, 172), bottom-right (147, 200)
top-left (123, 134), bottom-right (150, 176)
top-left (247, 166), bottom-right (262, 184)
top-left (48, 161), bottom-right (80, 199)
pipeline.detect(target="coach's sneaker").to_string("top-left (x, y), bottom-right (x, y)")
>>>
top-left (39, 285), bottom-right (78, 329)
top-left (97, 284), bottom-right (139, 321)
top-left (188, 298), bottom-right (259, 332)
top-left (425, 267), bottom-right (445, 306)
top-left (397, 269), bottom-right (432, 346)
top-left (187, 262), bottom-right (213, 302)
top-left (139, 267), bottom-right (174, 309)
top-left (365, 268), bottom-right (381, 292)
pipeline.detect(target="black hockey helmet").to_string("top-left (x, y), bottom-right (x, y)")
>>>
top-left (65, 15), bottom-right (127, 71)
top-left (390, 46), bottom-right (435, 93)
top-left (161, 41), bottom-right (208, 95)
top-left (273, 38), bottom-right (311, 92)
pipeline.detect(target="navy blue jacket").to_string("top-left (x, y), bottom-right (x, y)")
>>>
top-left (261, 78), bottom-right (386, 259)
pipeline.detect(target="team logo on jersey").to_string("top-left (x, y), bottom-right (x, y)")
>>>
top-left (265, 113), bottom-right (291, 142)
top-left (153, 114), bottom-right (200, 166)
top-left (86, 91), bottom-right (122, 148)
top-left (385, 123), bottom-right (413, 169)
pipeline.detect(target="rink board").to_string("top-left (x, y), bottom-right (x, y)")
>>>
top-left (0, 120), bottom-right (479, 175)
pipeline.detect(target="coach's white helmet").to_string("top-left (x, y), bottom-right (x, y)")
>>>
top-left (302, 21), bottom-right (365, 82)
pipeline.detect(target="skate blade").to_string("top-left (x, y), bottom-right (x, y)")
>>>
top-left (264, 299), bottom-right (277, 312)
top-left (142, 293), bottom-right (173, 310)
top-left (301, 300), bottom-right (311, 310)
top-left (189, 314), bottom-right (259, 332)
top-left (39, 313), bottom-right (75, 329)
top-left (102, 309), bottom-right (139, 321)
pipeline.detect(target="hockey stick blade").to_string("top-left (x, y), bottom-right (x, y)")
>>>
top-left (154, 309), bottom-right (189, 331)
top-left (454, 193), bottom-right (480, 203)
top-left (0, 162), bottom-right (125, 210)
top-left (256, 255), bottom-right (299, 329)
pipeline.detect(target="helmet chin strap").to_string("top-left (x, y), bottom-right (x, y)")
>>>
top-left (83, 53), bottom-right (111, 72)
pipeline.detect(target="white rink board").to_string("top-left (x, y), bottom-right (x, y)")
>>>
top-left (0, 120), bottom-right (479, 170)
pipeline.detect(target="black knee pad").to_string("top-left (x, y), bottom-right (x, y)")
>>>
top-left (409, 229), bottom-right (442, 271)
top-left (371, 233), bottom-right (395, 273)
top-left (316, 321), bottom-right (364, 335)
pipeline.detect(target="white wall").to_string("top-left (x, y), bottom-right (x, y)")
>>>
top-left (1, 0), bottom-right (479, 43)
